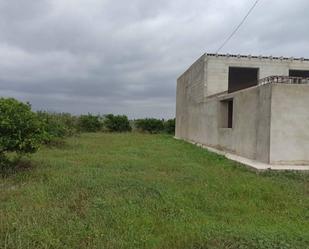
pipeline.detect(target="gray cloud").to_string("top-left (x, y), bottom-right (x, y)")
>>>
top-left (0, 0), bottom-right (308, 118)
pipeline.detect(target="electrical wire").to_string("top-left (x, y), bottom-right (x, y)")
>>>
top-left (216, 0), bottom-right (260, 53)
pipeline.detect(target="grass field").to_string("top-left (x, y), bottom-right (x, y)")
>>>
top-left (1, 133), bottom-right (308, 249)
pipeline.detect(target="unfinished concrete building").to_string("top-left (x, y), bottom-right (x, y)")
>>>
top-left (176, 53), bottom-right (309, 169)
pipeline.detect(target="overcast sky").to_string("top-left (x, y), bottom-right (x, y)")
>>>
top-left (0, 0), bottom-right (308, 118)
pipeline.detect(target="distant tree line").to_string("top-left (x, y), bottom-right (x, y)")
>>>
top-left (0, 98), bottom-right (175, 171)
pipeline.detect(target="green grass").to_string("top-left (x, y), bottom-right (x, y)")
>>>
top-left (1, 133), bottom-right (308, 249)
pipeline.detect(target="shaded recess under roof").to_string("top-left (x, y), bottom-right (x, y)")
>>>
top-left (289, 70), bottom-right (309, 78)
top-left (228, 67), bottom-right (258, 93)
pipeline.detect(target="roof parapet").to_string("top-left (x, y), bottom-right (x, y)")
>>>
top-left (206, 53), bottom-right (309, 62)
top-left (259, 76), bottom-right (309, 85)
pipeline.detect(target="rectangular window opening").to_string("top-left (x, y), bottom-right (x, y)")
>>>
top-left (220, 99), bottom-right (233, 128)
top-left (289, 70), bottom-right (309, 78)
top-left (228, 67), bottom-right (259, 93)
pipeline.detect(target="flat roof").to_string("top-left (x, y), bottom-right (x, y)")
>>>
top-left (206, 53), bottom-right (309, 62)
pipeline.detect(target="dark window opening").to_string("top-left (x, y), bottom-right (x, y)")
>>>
top-left (289, 70), bottom-right (309, 78)
top-left (228, 67), bottom-right (259, 93)
top-left (220, 99), bottom-right (233, 128)
top-left (228, 100), bottom-right (233, 128)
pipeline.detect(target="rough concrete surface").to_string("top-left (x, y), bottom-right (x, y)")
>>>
top-left (176, 53), bottom-right (309, 169)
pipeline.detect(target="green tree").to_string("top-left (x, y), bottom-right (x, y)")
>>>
top-left (164, 118), bottom-right (175, 135)
top-left (37, 111), bottom-right (78, 144)
top-left (0, 98), bottom-right (44, 167)
top-left (135, 118), bottom-right (164, 134)
top-left (78, 114), bottom-right (102, 132)
top-left (104, 114), bottom-right (131, 132)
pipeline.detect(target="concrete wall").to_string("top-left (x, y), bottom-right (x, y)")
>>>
top-left (214, 85), bottom-right (271, 162)
top-left (176, 83), bottom-right (272, 162)
top-left (176, 55), bottom-right (206, 140)
top-left (255, 84), bottom-right (272, 163)
top-left (205, 55), bottom-right (309, 96)
top-left (270, 84), bottom-right (309, 165)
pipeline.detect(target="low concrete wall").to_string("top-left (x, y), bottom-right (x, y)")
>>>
top-left (176, 83), bottom-right (309, 166)
top-left (270, 84), bottom-right (309, 165)
top-left (256, 84), bottom-right (272, 163)
top-left (176, 84), bottom-right (272, 163)
top-left (215, 84), bottom-right (271, 162)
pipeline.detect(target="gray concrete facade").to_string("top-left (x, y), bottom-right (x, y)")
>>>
top-left (176, 53), bottom-right (309, 167)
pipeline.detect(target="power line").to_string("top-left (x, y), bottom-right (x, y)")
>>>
top-left (216, 0), bottom-right (260, 53)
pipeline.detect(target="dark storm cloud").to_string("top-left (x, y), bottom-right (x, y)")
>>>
top-left (0, 0), bottom-right (308, 118)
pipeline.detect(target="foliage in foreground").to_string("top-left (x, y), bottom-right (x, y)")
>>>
top-left (0, 98), bottom-right (44, 169)
top-left (1, 133), bottom-right (308, 249)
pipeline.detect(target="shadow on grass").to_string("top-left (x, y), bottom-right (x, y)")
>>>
top-left (0, 157), bottom-right (36, 178)
top-left (43, 138), bottom-right (68, 149)
top-left (43, 135), bottom-right (81, 150)
top-left (258, 169), bottom-right (309, 182)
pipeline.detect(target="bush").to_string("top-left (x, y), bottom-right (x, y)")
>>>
top-left (37, 111), bottom-right (78, 144)
top-left (135, 118), bottom-right (164, 134)
top-left (0, 98), bottom-right (44, 168)
top-left (164, 118), bottom-right (175, 135)
top-left (104, 114), bottom-right (131, 132)
top-left (78, 114), bottom-right (102, 132)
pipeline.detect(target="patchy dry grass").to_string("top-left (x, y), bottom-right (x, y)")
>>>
top-left (0, 133), bottom-right (308, 249)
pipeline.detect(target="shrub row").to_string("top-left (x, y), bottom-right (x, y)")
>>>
top-left (77, 115), bottom-right (175, 134)
top-left (134, 118), bottom-right (175, 134)
top-left (0, 98), bottom-right (176, 170)
top-left (104, 114), bottom-right (131, 132)
top-left (38, 113), bottom-right (175, 136)
top-left (37, 111), bottom-right (78, 144)
top-left (78, 114), bottom-right (102, 132)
